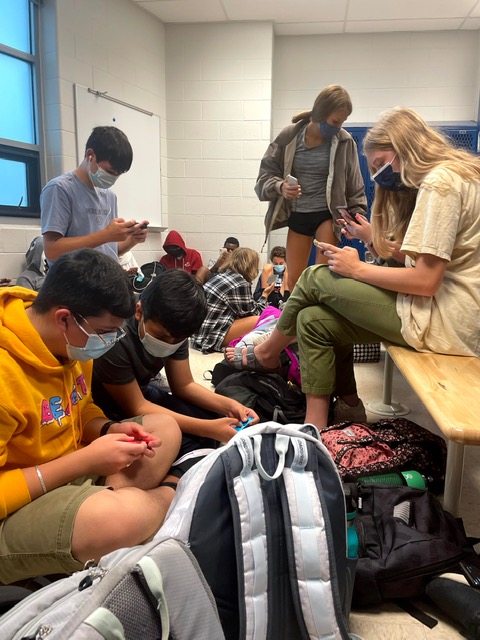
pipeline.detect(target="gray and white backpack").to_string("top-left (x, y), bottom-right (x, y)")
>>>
top-left (160, 421), bottom-right (358, 640)
top-left (0, 536), bottom-right (225, 640)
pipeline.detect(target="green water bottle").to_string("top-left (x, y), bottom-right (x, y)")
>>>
top-left (357, 469), bottom-right (426, 489)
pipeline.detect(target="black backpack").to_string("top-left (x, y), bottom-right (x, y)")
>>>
top-left (215, 371), bottom-right (306, 424)
top-left (351, 483), bottom-right (480, 608)
top-left (129, 261), bottom-right (165, 293)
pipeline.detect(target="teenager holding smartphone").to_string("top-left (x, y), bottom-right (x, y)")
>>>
top-left (255, 85), bottom-right (367, 291)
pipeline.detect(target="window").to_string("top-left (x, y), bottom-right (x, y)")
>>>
top-left (0, 0), bottom-right (42, 217)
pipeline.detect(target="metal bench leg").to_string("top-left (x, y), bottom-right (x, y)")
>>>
top-left (442, 441), bottom-right (465, 517)
top-left (367, 351), bottom-right (410, 417)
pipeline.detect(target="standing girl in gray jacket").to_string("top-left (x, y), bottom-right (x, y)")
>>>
top-left (256, 84), bottom-right (367, 291)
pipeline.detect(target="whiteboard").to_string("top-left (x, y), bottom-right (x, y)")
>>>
top-left (74, 84), bottom-right (162, 226)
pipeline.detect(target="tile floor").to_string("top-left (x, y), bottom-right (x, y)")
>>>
top-left (188, 346), bottom-right (480, 640)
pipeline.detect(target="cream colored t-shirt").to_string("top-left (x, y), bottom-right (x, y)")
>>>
top-left (396, 165), bottom-right (480, 356)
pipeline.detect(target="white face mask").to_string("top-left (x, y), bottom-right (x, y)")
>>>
top-left (88, 158), bottom-right (119, 190)
top-left (139, 319), bottom-right (185, 358)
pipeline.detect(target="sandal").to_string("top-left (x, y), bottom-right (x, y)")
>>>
top-left (232, 343), bottom-right (281, 374)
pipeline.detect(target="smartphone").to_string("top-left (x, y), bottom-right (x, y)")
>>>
top-left (139, 223), bottom-right (148, 229)
top-left (267, 274), bottom-right (277, 285)
top-left (336, 205), bottom-right (359, 224)
top-left (286, 174), bottom-right (298, 187)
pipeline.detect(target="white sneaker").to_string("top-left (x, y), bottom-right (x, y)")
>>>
top-left (333, 398), bottom-right (367, 424)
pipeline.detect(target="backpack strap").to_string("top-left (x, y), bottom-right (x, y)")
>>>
top-left (252, 433), bottom-right (289, 480)
top-left (137, 556), bottom-right (170, 638)
top-left (282, 436), bottom-right (348, 639)
top-left (84, 608), bottom-right (127, 639)
top-left (234, 434), bottom-right (269, 639)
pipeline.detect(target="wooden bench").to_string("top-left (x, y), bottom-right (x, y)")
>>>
top-left (372, 342), bottom-right (480, 516)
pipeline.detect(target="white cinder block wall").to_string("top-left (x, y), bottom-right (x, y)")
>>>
top-left (164, 23), bottom-right (274, 268)
top-left (1, 0), bottom-right (480, 278)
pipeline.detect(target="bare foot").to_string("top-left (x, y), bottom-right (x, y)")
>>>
top-left (225, 341), bottom-right (281, 372)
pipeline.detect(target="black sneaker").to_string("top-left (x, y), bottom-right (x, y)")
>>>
top-left (169, 448), bottom-right (216, 479)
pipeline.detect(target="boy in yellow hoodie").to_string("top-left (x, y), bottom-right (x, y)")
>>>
top-left (0, 249), bottom-right (181, 584)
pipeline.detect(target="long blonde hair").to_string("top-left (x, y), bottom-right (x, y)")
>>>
top-left (292, 85), bottom-right (352, 124)
top-left (219, 247), bottom-right (259, 284)
top-left (364, 107), bottom-right (480, 257)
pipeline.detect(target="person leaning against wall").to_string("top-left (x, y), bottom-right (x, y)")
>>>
top-left (41, 126), bottom-right (149, 266)
top-left (255, 84), bottom-right (367, 291)
top-left (254, 245), bottom-right (290, 308)
top-left (228, 107), bottom-right (480, 428)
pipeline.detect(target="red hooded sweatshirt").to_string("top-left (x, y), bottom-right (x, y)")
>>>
top-left (160, 230), bottom-right (203, 274)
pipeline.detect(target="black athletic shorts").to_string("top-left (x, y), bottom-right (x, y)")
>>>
top-left (288, 209), bottom-right (332, 237)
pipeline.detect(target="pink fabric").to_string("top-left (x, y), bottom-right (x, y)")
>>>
top-left (228, 306), bottom-right (302, 387)
top-left (228, 306), bottom-right (281, 349)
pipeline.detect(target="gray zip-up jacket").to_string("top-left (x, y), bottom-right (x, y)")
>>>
top-left (255, 119), bottom-right (367, 243)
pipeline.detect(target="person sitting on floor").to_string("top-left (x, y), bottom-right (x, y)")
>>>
top-left (15, 236), bottom-right (47, 292)
top-left (0, 249), bottom-right (182, 585)
top-left (254, 245), bottom-right (290, 309)
top-left (191, 247), bottom-right (276, 353)
top-left (92, 268), bottom-right (258, 450)
top-left (226, 107), bottom-right (480, 428)
top-left (160, 230), bottom-right (209, 283)
top-left (202, 236), bottom-right (240, 282)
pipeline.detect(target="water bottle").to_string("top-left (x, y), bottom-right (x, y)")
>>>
top-left (357, 469), bottom-right (426, 489)
top-left (344, 489), bottom-right (358, 559)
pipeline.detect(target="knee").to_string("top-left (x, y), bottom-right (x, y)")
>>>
top-left (72, 488), bottom-right (158, 560)
top-left (143, 414), bottom-right (182, 453)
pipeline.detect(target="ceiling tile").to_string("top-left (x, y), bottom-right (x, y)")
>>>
top-left (347, 0), bottom-right (478, 21)
top-left (132, 0), bottom-right (480, 35)
top-left (347, 18), bottom-right (464, 33)
top-left (462, 17), bottom-right (480, 27)
top-left (222, 0), bottom-right (347, 23)
top-left (136, 0), bottom-right (226, 22)
top-left (468, 0), bottom-right (480, 17)
top-left (275, 22), bottom-right (345, 36)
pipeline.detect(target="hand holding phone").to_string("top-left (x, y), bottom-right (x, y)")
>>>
top-left (336, 205), bottom-right (359, 225)
top-left (286, 174), bottom-right (298, 186)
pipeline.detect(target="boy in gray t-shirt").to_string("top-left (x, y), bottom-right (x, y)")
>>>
top-left (41, 125), bottom-right (149, 265)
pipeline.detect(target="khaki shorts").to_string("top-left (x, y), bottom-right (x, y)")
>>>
top-left (0, 416), bottom-right (144, 585)
top-left (0, 477), bottom-right (107, 584)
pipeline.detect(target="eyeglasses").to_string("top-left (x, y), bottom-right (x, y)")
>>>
top-left (72, 314), bottom-right (126, 346)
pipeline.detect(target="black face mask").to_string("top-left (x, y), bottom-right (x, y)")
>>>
top-left (166, 246), bottom-right (185, 259)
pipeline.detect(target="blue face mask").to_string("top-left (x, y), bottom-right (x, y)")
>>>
top-left (64, 315), bottom-right (123, 362)
top-left (273, 264), bottom-right (285, 274)
top-left (65, 332), bottom-right (117, 362)
top-left (88, 158), bottom-right (119, 190)
top-left (372, 155), bottom-right (405, 191)
top-left (319, 121), bottom-right (340, 139)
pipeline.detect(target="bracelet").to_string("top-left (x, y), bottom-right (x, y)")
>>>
top-left (100, 420), bottom-right (118, 437)
top-left (35, 465), bottom-right (47, 495)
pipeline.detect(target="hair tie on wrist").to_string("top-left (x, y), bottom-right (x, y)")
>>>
top-left (100, 420), bottom-right (118, 437)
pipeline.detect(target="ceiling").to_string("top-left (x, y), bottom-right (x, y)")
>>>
top-left (133, 0), bottom-right (480, 35)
